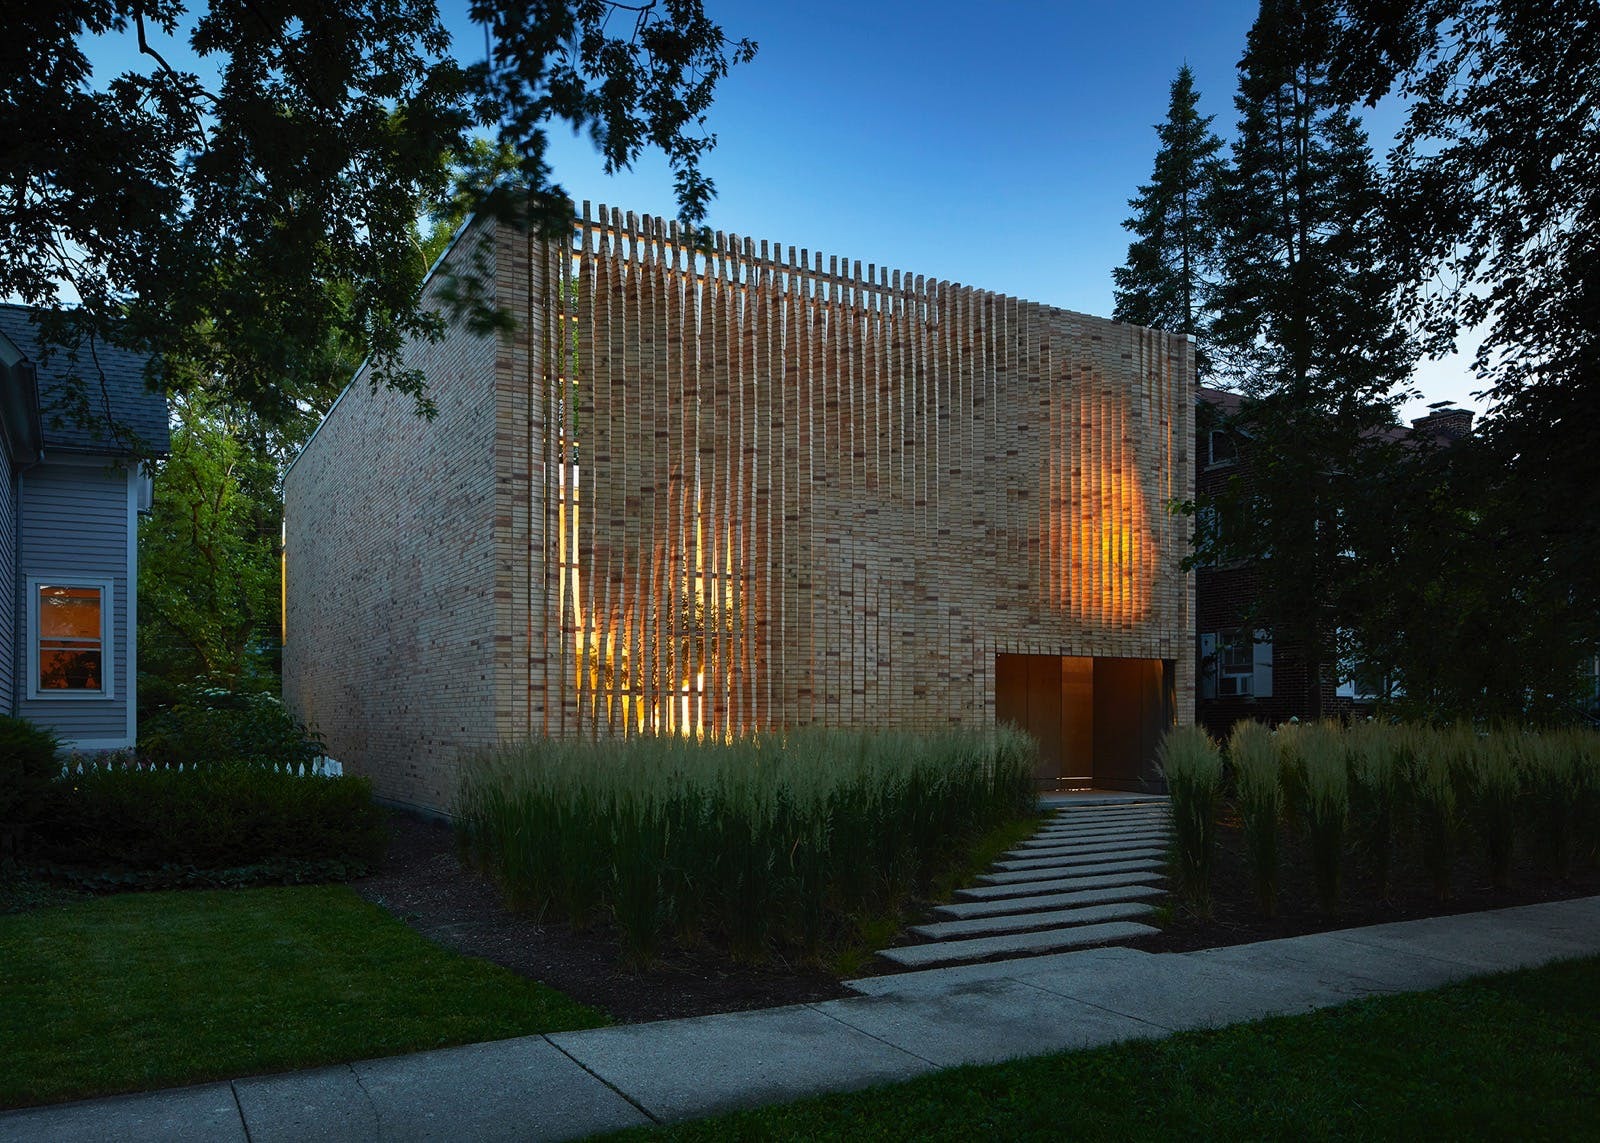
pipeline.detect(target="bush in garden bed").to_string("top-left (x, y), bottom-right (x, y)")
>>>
top-left (454, 727), bottom-right (1038, 967)
top-left (36, 759), bottom-right (385, 875)
top-left (1, 717), bottom-right (63, 860)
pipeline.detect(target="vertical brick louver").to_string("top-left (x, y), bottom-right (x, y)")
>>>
top-left (284, 209), bottom-right (1196, 814)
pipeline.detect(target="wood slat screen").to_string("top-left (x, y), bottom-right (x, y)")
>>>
top-left (531, 204), bottom-right (1191, 739)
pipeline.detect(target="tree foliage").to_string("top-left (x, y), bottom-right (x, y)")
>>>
top-left (1333, 0), bottom-right (1600, 686)
top-left (138, 387), bottom-right (290, 694)
top-left (1112, 64), bottom-right (1225, 377)
top-left (1199, 0), bottom-right (1416, 719)
top-left (2, 1), bottom-right (755, 436)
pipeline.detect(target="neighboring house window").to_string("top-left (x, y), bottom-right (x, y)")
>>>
top-left (29, 579), bottom-right (113, 698)
top-left (1199, 629), bottom-right (1273, 700)
top-left (1207, 430), bottom-right (1237, 467)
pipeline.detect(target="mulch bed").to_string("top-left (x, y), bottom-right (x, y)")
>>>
top-left (356, 807), bottom-right (1600, 1024)
top-left (1130, 807), bottom-right (1600, 954)
top-left (353, 812), bottom-right (850, 1024)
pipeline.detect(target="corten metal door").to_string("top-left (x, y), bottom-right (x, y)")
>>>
top-left (1091, 657), bottom-right (1176, 791)
top-left (995, 653), bottom-right (1063, 786)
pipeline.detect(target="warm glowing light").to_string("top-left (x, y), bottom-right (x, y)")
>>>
top-left (1050, 396), bottom-right (1152, 625)
top-left (559, 460), bottom-right (731, 739)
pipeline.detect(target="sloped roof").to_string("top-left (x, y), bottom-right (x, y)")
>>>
top-left (0, 304), bottom-right (169, 456)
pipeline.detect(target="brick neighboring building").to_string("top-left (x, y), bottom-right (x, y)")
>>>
top-left (283, 209), bottom-right (1197, 815)
top-left (1193, 386), bottom-right (1473, 740)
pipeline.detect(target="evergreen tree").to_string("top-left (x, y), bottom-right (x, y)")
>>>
top-left (1112, 65), bottom-right (1225, 376)
top-left (1203, 0), bottom-right (1416, 719)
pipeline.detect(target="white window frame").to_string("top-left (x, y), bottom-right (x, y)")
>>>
top-left (1207, 429), bottom-right (1238, 467)
top-left (27, 576), bottom-right (114, 701)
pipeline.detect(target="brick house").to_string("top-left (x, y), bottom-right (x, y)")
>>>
top-left (283, 208), bottom-right (1195, 814)
top-left (1193, 386), bottom-right (1473, 739)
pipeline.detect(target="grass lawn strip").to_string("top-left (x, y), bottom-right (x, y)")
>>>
top-left (606, 954), bottom-right (1600, 1140)
top-left (0, 884), bottom-right (607, 1109)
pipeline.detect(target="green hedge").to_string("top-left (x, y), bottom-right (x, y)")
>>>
top-left (39, 762), bottom-right (386, 873)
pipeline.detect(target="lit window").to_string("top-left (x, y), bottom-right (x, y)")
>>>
top-left (32, 581), bottom-right (111, 697)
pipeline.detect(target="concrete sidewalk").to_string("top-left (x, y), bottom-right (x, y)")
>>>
top-left (5, 896), bottom-right (1598, 1142)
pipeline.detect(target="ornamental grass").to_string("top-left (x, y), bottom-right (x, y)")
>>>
top-left (1298, 722), bottom-right (1350, 913)
top-left (1158, 725), bottom-right (1224, 918)
top-left (1228, 719), bottom-right (1282, 916)
top-left (455, 727), bottom-right (1036, 967)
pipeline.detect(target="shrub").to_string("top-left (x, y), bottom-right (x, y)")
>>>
top-left (455, 727), bottom-right (1036, 967)
top-left (1299, 722), bottom-right (1349, 913)
top-left (1159, 725), bottom-right (1223, 918)
top-left (0, 717), bottom-right (61, 858)
top-left (39, 759), bottom-right (385, 873)
top-left (1228, 720), bottom-right (1281, 917)
top-left (138, 686), bottom-right (324, 770)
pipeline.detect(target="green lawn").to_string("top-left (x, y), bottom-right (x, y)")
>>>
top-left (612, 955), bottom-right (1600, 1141)
top-left (0, 884), bottom-right (607, 1108)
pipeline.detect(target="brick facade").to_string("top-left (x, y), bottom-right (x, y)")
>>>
top-left (285, 210), bottom-right (1196, 814)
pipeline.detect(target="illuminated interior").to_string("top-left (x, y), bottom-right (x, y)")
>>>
top-left (38, 584), bottom-right (105, 691)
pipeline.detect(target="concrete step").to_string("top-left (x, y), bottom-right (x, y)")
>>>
top-left (1031, 822), bottom-right (1170, 840)
top-left (996, 846), bottom-right (1167, 872)
top-left (937, 883), bottom-right (1166, 920)
top-left (1048, 805), bottom-right (1168, 818)
top-left (978, 855), bottom-right (1165, 886)
top-left (957, 869), bottom-right (1165, 902)
top-left (912, 899), bottom-right (1158, 940)
top-left (1013, 833), bottom-right (1169, 855)
top-left (876, 920), bottom-right (1160, 968)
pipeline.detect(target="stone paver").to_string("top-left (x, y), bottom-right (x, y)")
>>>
top-left (992, 838), bottom-right (1171, 870)
top-left (956, 869), bottom-right (1165, 901)
top-left (937, 883), bottom-right (1166, 920)
top-left (1004, 837), bottom-right (1168, 860)
top-left (911, 900), bottom-right (1157, 940)
top-left (979, 853), bottom-right (1165, 882)
top-left (876, 920), bottom-right (1161, 968)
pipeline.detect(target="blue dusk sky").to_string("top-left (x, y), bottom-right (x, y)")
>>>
top-left (87, 1), bottom-right (1484, 420)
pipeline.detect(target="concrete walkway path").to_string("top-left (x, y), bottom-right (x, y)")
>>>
top-left (4, 895), bottom-right (1597, 1142)
top-left (877, 794), bottom-right (1171, 968)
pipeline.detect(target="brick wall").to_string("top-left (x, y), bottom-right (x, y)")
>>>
top-left (282, 220), bottom-right (539, 813)
top-left (286, 210), bottom-right (1196, 814)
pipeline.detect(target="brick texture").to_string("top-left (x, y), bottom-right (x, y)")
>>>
top-left (285, 211), bottom-right (1196, 813)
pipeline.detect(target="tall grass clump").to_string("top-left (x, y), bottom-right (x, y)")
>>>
top-left (454, 726), bottom-right (1036, 968)
top-left (1159, 725), bottom-right (1223, 918)
top-left (1463, 730), bottom-right (1520, 888)
top-left (1274, 721), bottom-right (1307, 841)
top-left (1347, 720), bottom-right (1405, 901)
top-left (1299, 722), bottom-right (1350, 913)
top-left (1227, 720), bottom-right (1281, 917)
top-left (1413, 725), bottom-right (1465, 900)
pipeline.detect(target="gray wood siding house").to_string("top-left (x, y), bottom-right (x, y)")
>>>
top-left (0, 305), bottom-right (168, 750)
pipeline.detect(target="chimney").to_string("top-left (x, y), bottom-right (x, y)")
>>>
top-left (1412, 402), bottom-right (1474, 441)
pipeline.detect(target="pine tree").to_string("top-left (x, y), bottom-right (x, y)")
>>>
top-left (1204, 0), bottom-right (1416, 719)
top-left (1113, 65), bottom-right (1225, 375)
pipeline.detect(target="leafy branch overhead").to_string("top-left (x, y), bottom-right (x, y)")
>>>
top-left (2, 1), bottom-right (757, 429)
